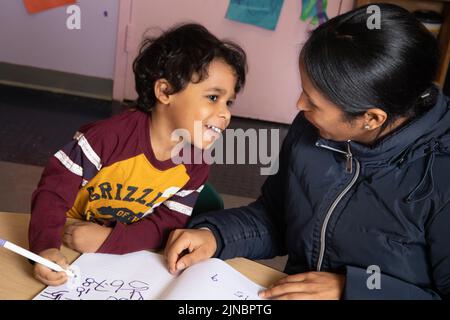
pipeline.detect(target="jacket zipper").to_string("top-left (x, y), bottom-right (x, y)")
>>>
top-left (315, 140), bottom-right (360, 271)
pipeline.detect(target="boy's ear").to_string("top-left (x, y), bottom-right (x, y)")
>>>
top-left (154, 79), bottom-right (172, 105)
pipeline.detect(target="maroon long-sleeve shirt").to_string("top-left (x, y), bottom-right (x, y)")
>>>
top-left (29, 109), bottom-right (209, 254)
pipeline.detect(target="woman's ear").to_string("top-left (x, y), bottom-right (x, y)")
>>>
top-left (364, 108), bottom-right (387, 130)
top-left (154, 79), bottom-right (172, 105)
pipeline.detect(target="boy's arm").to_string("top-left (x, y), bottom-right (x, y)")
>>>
top-left (29, 156), bottom-right (83, 254)
top-left (29, 124), bottom-right (119, 254)
top-left (96, 205), bottom-right (190, 254)
top-left (96, 165), bottom-right (209, 254)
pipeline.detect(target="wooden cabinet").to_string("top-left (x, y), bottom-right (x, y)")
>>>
top-left (355, 0), bottom-right (450, 88)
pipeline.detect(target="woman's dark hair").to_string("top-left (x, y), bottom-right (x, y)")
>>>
top-left (300, 3), bottom-right (440, 127)
top-left (133, 23), bottom-right (247, 113)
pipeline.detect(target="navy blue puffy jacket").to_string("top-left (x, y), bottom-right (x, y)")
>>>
top-left (189, 91), bottom-right (450, 299)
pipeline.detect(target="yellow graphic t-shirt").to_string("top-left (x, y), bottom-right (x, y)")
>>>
top-left (30, 110), bottom-right (209, 254)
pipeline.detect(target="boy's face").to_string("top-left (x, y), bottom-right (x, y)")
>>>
top-left (166, 59), bottom-right (236, 150)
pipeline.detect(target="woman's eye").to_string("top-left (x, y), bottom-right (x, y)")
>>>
top-left (208, 95), bottom-right (218, 102)
top-left (308, 100), bottom-right (317, 109)
top-left (226, 100), bottom-right (235, 108)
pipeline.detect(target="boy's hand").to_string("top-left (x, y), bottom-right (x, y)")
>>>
top-left (259, 272), bottom-right (345, 300)
top-left (33, 248), bottom-right (69, 286)
top-left (63, 221), bottom-right (112, 253)
top-left (164, 228), bottom-right (217, 274)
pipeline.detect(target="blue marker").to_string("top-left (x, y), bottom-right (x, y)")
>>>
top-left (0, 238), bottom-right (74, 277)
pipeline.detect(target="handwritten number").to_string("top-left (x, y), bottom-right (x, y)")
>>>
top-left (211, 274), bottom-right (219, 281)
top-left (39, 290), bottom-right (69, 300)
top-left (40, 278), bottom-right (151, 300)
top-left (110, 280), bottom-right (125, 293)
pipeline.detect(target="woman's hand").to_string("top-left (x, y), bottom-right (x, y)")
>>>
top-left (63, 221), bottom-right (112, 253)
top-left (33, 248), bottom-right (69, 286)
top-left (164, 228), bottom-right (217, 274)
top-left (259, 271), bottom-right (345, 300)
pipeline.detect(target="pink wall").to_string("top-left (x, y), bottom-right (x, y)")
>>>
top-left (116, 0), bottom-right (354, 124)
top-left (0, 0), bottom-right (119, 79)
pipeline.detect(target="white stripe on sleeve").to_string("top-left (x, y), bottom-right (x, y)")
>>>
top-left (175, 189), bottom-right (195, 197)
top-left (163, 200), bottom-right (193, 216)
top-left (54, 150), bottom-right (83, 176)
top-left (175, 185), bottom-right (204, 197)
top-left (74, 132), bottom-right (102, 171)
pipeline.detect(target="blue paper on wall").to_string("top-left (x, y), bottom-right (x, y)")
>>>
top-left (226, 0), bottom-right (285, 31)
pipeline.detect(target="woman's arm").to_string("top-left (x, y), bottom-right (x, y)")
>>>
top-left (186, 115), bottom-right (304, 260)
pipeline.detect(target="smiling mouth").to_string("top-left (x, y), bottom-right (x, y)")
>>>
top-left (205, 124), bottom-right (223, 134)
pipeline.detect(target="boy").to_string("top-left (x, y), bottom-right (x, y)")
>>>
top-left (29, 23), bottom-right (247, 286)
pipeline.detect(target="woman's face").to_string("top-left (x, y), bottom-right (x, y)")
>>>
top-left (297, 64), bottom-right (368, 142)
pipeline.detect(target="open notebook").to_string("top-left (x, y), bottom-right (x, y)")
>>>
top-left (33, 251), bottom-right (265, 300)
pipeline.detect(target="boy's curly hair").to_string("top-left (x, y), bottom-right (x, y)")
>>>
top-left (133, 23), bottom-right (247, 113)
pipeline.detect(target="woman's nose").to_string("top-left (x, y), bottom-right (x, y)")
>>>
top-left (296, 93), bottom-right (308, 111)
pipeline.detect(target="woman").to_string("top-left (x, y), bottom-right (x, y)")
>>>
top-left (164, 4), bottom-right (450, 299)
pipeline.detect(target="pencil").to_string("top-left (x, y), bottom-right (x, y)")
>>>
top-left (0, 238), bottom-right (74, 277)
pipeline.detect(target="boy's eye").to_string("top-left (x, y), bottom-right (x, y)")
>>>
top-left (226, 100), bottom-right (235, 108)
top-left (208, 95), bottom-right (218, 102)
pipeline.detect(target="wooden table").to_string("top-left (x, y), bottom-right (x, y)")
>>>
top-left (0, 212), bottom-right (286, 300)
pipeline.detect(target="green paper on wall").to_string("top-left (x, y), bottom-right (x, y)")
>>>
top-left (301, 0), bottom-right (329, 25)
top-left (226, 0), bottom-right (285, 31)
